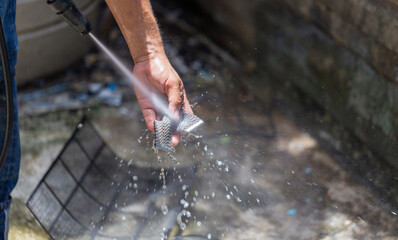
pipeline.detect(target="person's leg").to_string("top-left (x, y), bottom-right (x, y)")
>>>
top-left (0, 66), bottom-right (20, 240)
top-left (0, 1), bottom-right (19, 238)
top-left (0, 76), bottom-right (19, 240)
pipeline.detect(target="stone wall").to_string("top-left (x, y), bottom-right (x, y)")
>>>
top-left (195, 0), bottom-right (398, 168)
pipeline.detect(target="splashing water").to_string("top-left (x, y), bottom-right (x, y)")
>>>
top-left (88, 33), bottom-right (171, 118)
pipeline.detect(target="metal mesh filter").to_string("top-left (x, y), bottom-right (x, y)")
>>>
top-left (154, 116), bottom-right (174, 152)
top-left (26, 117), bottom-right (198, 240)
top-left (154, 113), bottom-right (204, 153)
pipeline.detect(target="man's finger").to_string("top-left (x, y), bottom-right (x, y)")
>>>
top-left (142, 108), bottom-right (156, 132)
top-left (172, 133), bottom-right (181, 146)
top-left (181, 87), bottom-right (193, 114)
top-left (136, 89), bottom-right (160, 132)
top-left (165, 78), bottom-right (183, 121)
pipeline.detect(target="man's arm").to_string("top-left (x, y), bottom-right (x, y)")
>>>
top-left (105, 0), bottom-right (193, 146)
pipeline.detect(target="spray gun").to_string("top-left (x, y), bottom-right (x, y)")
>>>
top-left (47, 0), bottom-right (92, 36)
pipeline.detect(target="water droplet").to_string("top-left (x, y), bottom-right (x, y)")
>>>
top-left (77, 123), bottom-right (83, 129)
top-left (182, 185), bottom-right (187, 191)
top-left (133, 176), bottom-right (138, 181)
top-left (212, 192), bottom-right (215, 198)
top-left (186, 211), bottom-right (192, 218)
top-left (179, 223), bottom-right (186, 230)
top-left (207, 233), bottom-right (212, 239)
top-left (197, 221), bottom-right (202, 227)
top-left (226, 194), bottom-right (231, 200)
top-left (180, 199), bottom-right (189, 208)
top-left (392, 211), bottom-right (397, 216)
top-left (161, 204), bottom-right (168, 215)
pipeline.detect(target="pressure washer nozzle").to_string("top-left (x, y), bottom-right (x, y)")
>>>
top-left (47, 0), bottom-right (92, 36)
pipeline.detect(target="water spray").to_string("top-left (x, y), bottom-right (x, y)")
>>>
top-left (88, 33), bottom-right (171, 117)
top-left (48, 0), bottom-right (203, 152)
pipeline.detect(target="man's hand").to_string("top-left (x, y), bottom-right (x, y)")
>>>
top-left (105, 0), bottom-right (194, 146)
top-left (133, 53), bottom-right (193, 146)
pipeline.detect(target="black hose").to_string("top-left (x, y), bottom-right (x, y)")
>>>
top-left (0, 18), bottom-right (14, 173)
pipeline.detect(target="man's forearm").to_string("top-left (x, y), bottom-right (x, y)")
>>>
top-left (104, 0), bottom-right (194, 142)
top-left (105, 0), bottom-right (165, 62)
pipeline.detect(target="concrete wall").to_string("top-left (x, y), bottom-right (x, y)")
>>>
top-left (195, 0), bottom-right (398, 168)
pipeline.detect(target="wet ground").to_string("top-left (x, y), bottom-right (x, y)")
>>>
top-left (9, 4), bottom-right (398, 240)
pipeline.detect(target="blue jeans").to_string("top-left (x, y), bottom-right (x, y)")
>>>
top-left (0, 75), bottom-right (19, 240)
top-left (0, 0), bottom-right (20, 239)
